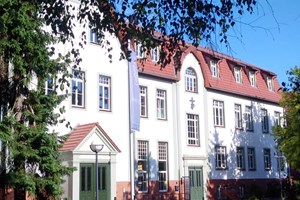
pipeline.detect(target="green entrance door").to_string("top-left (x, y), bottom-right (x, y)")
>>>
top-left (189, 166), bottom-right (204, 200)
top-left (80, 163), bottom-right (110, 200)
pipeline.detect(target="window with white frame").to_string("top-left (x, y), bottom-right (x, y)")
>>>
top-left (137, 141), bottom-right (148, 192)
top-left (90, 29), bottom-right (99, 44)
top-left (135, 42), bottom-right (145, 58)
top-left (151, 46), bottom-right (159, 62)
top-left (247, 147), bottom-right (256, 170)
top-left (274, 111), bottom-right (281, 126)
top-left (46, 76), bottom-right (55, 95)
top-left (213, 100), bottom-right (224, 127)
top-left (245, 106), bottom-right (253, 131)
top-left (237, 147), bottom-right (245, 170)
top-left (249, 71), bottom-right (256, 87)
top-left (140, 86), bottom-right (147, 117)
top-left (215, 146), bottom-right (227, 169)
top-left (263, 148), bottom-right (271, 170)
top-left (235, 104), bottom-right (242, 129)
top-left (157, 89), bottom-right (167, 120)
top-left (187, 114), bottom-right (200, 146)
top-left (267, 76), bottom-right (274, 91)
top-left (261, 109), bottom-right (269, 133)
top-left (185, 67), bottom-right (198, 92)
top-left (158, 142), bottom-right (168, 192)
top-left (234, 66), bottom-right (242, 83)
top-left (210, 60), bottom-right (219, 78)
top-left (99, 75), bottom-right (111, 111)
top-left (72, 70), bottom-right (85, 107)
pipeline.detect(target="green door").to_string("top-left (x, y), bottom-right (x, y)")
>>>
top-left (189, 166), bottom-right (204, 200)
top-left (80, 163), bottom-right (110, 200)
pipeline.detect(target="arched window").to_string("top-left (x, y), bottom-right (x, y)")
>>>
top-left (185, 67), bottom-right (197, 92)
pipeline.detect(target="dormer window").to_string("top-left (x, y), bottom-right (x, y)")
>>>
top-left (90, 29), bottom-right (99, 44)
top-left (267, 76), bottom-right (274, 91)
top-left (210, 60), bottom-right (219, 78)
top-left (135, 42), bottom-right (145, 58)
top-left (151, 46), bottom-right (160, 62)
top-left (185, 67), bottom-right (197, 92)
top-left (249, 71), bottom-right (256, 87)
top-left (234, 67), bottom-right (242, 83)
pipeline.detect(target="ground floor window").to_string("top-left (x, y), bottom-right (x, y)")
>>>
top-left (137, 140), bottom-right (149, 192)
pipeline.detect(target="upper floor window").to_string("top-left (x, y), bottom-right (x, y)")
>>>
top-left (235, 104), bottom-right (242, 129)
top-left (245, 106), bottom-right (253, 131)
top-left (185, 68), bottom-right (197, 93)
top-left (140, 86), bottom-right (148, 117)
top-left (99, 75), bottom-right (111, 111)
top-left (46, 76), bottom-right (55, 95)
top-left (137, 140), bottom-right (149, 192)
top-left (274, 111), bottom-right (281, 126)
top-left (157, 89), bottom-right (167, 120)
top-left (261, 109), bottom-right (269, 133)
top-left (236, 147), bottom-right (245, 170)
top-left (234, 66), bottom-right (242, 83)
top-left (263, 148), bottom-right (271, 170)
top-left (158, 142), bottom-right (168, 192)
top-left (267, 76), bottom-right (274, 92)
top-left (151, 46), bottom-right (160, 62)
top-left (135, 42), bottom-right (145, 58)
top-left (247, 147), bottom-right (256, 170)
top-left (249, 71), bottom-right (256, 87)
top-left (210, 60), bottom-right (219, 78)
top-left (90, 29), bottom-right (99, 44)
top-left (213, 100), bottom-right (225, 127)
top-left (72, 70), bottom-right (85, 107)
top-left (215, 146), bottom-right (227, 170)
top-left (186, 114), bottom-right (200, 146)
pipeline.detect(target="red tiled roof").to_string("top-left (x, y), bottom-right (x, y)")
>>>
top-left (60, 122), bottom-right (121, 152)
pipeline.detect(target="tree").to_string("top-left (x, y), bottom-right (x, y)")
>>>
top-left (274, 67), bottom-right (300, 172)
top-left (0, 0), bottom-right (258, 199)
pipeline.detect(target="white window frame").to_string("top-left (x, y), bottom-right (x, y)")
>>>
top-left (151, 46), bottom-right (160, 62)
top-left (235, 104), bottom-right (242, 129)
top-left (215, 146), bottom-right (227, 170)
top-left (247, 147), bottom-right (256, 171)
top-left (267, 76), bottom-right (274, 91)
top-left (245, 106), bottom-right (253, 131)
top-left (261, 109), bottom-right (269, 133)
top-left (158, 142), bottom-right (168, 192)
top-left (236, 147), bottom-right (245, 170)
top-left (90, 29), bottom-right (99, 44)
top-left (140, 86), bottom-right (147, 117)
top-left (99, 75), bottom-right (111, 111)
top-left (274, 111), bottom-right (281, 126)
top-left (249, 71), bottom-right (256, 87)
top-left (213, 100), bottom-right (225, 127)
top-left (135, 42), bottom-right (145, 58)
top-left (186, 114), bottom-right (200, 146)
top-left (157, 89), bottom-right (167, 120)
top-left (263, 148), bottom-right (271, 170)
top-left (210, 60), bottom-right (219, 78)
top-left (71, 70), bottom-right (85, 107)
top-left (137, 140), bottom-right (149, 193)
top-left (234, 66), bottom-right (242, 83)
top-left (185, 67), bottom-right (198, 93)
top-left (46, 76), bottom-right (55, 95)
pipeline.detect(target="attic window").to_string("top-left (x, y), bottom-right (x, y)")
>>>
top-left (135, 42), bottom-right (145, 58)
top-left (210, 60), bottom-right (219, 78)
top-left (234, 66), bottom-right (242, 84)
top-left (249, 71), bottom-right (256, 87)
top-left (151, 46), bottom-right (160, 62)
top-left (267, 76), bottom-right (274, 92)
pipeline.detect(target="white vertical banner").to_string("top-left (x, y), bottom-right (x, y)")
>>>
top-left (129, 50), bottom-right (140, 132)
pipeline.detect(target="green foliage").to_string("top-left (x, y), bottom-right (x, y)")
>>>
top-left (274, 66), bottom-right (300, 171)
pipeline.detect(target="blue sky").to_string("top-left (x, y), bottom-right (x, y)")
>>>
top-left (214, 1), bottom-right (300, 85)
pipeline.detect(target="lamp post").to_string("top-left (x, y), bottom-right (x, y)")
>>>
top-left (90, 142), bottom-right (104, 200)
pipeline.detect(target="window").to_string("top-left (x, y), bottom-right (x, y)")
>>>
top-left (263, 148), bottom-right (271, 170)
top-left (158, 142), bottom-right (168, 192)
top-left (99, 75), bottom-right (111, 111)
top-left (213, 100), bottom-right (224, 127)
top-left (46, 76), bottom-right (55, 95)
top-left (185, 67), bottom-right (198, 92)
top-left (274, 112), bottom-right (280, 126)
top-left (234, 66), bottom-right (242, 83)
top-left (249, 71), bottom-right (256, 87)
top-left (210, 60), bottom-right (219, 78)
top-left (151, 47), bottom-right (159, 62)
top-left (140, 86), bottom-right (148, 117)
top-left (267, 76), bottom-right (274, 91)
top-left (72, 70), bottom-right (85, 107)
top-left (247, 147), bottom-right (256, 171)
top-left (235, 104), bottom-right (242, 129)
top-left (137, 141), bottom-right (148, 192)
top-left (236, 147), bottom-right (245, 170)
top-left (215, 146), bottom-right (227, 169)
top-left (157, 89), bottom-right (167, 120)
top-left (90, 29), bottom-right (99, 44)
top-left (245, 106), bottom-right (253, 131)
top-left (135, 42), bottom-right (145, 58)
top-left (261, 109), bottom-right (269, 133)
top-left (187, 114), bottom-right (200, 146)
